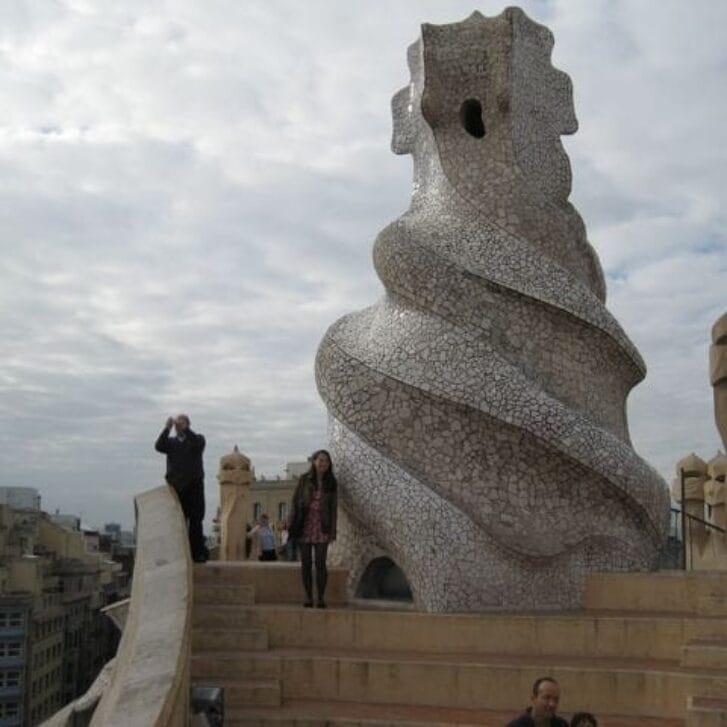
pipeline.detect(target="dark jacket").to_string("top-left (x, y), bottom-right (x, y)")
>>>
top-left (155, 428), bottom-right (205, 491)
top-left (507, 709), bottom-right (569, 727)
top-left (289, 472), bottom-right (338, 541)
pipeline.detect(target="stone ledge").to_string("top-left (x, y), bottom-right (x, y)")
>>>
top-left (195, 561), bottom-right (348, 604)
top-left (191, 601), bottom-right (727, 662)
top-left (221, 698), bottom-right (684, 727)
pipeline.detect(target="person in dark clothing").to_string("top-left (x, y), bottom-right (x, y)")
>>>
top-left (155, 414), bottom-right (208, 563)
top-left (288, 450), bottom-right (337, 608)
top-left (507, 676), bottom-right (568, 727)
top-left (570, 713), bottom-right (597, 727)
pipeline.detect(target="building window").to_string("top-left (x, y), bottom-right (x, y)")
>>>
top-left (253, 502), bottom-right (262, 520)
top-left (0, 611), bottom-right (24, 627)
top-left (0, 642), bottom-right (21, 657)
top-left (278, 502), bottom-right (288, 522)
top-left (0, 669), bottom-right (21, 687)
top-left (0, 701), bottom-right (20, 718)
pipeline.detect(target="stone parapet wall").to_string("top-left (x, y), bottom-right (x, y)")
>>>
top-left (89, 486), bottom-right (192, 727)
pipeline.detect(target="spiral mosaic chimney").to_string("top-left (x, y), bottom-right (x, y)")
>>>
top-left (315, 7), bottom-right (670, 611)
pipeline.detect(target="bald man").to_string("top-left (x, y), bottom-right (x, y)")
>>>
top-left (507, 677), bottom-right (568, 727)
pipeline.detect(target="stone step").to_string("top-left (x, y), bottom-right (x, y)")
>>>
top-left (682, 639), bottom-right (727, 669)
top-left (192, 676), bottom-right (281, 708)
top-left (687, 695), bottom-right (727, 727)
top-left (193, 604), bottom-right (259, 629)
top-left (221, 699), bottom-right (684, 727)
top-left (699, 594), bottom-right (727, 615)
top-left (190, 602), bottom-right (727, 663)
top-left (192, 652), bottom-right (279, 681)
top-left (193, 561), bottom-right (348, 605)
top-left (194, 583), bottom-right (256, 606)
top-left (584, 571), bottom-right (727, 615)
top-left (189, 648), bottom-right (727, 718)
top-left (192, 626), bottom-right (269, 652)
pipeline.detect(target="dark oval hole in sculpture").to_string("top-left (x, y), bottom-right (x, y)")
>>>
top-left (355, 556), bottom-right (413, 601)
top-left (460, 98), bottom-right (486, 138)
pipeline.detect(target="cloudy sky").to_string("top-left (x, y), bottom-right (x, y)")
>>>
top-left (1, 0), bottom-right (724, 531)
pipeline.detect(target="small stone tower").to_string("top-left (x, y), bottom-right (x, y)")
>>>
top-left (217, 446), bottom-right (251, 561)
top-left (704, 453), bottom-right (727, 533)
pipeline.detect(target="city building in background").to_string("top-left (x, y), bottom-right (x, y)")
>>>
top-left (0, 490), bottom-right (41, 513)
top-left (0, 488), bottom-right (133, 726)
top-left (248, 461), bottom-right (308, 525)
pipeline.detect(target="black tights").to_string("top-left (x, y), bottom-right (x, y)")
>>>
top-left (300, 542), bottom-right (329, 603)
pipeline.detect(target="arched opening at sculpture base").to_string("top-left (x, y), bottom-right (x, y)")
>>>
top-left (355, 556), bottom-right (413, 602)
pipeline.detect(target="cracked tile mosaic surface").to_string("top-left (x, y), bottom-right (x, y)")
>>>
top-left (315, 7), bottom-right (670, 612)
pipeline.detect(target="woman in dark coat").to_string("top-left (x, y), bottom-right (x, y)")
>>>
top-left (288, 450), bottom-right (338, 608)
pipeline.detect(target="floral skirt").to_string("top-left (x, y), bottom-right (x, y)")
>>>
top-left (301, 490), bottom-right (329, 544)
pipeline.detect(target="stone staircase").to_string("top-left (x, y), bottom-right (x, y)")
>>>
top-left (191, 564), bottom-right (727, 726)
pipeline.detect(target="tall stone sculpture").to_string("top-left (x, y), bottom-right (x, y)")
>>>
top-left (217, 446), bottom-right (251, 561)
top-left (316, 7), bottom-right (670, 611)
top-left (711, 313), bottom-right (727, 451)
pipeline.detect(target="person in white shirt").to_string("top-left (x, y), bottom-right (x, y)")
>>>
top-left (248, 514), bottom-right (278, 561)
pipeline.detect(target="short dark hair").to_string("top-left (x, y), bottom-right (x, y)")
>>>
top-left (570, 712), bottom-right (597, 727)
top-left (532, 676), bottom-right (558, 697)
top-left (570, 712), bottom-right (598, 727)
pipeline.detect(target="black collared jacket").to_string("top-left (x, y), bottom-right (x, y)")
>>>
top-left (507, 709), bottom-right (569, 727)
top-left (288, 472), bottom-right (338, 541)
top-left (155, 428), bottom-right (205, 491)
